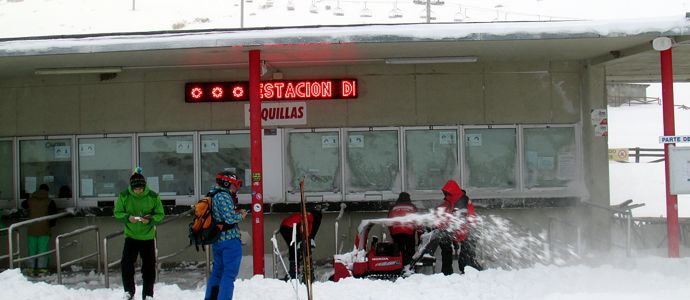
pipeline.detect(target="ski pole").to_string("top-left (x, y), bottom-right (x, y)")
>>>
top-left (291, 223), bottom-right (299, 300)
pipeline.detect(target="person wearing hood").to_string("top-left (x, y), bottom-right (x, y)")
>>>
top-left (21, 183), bottom-right (57, 275)
top-left (387, 192), bottom-right (418, 266)
top-left (436, 179), bottom-right (482, 275)
top-left (114, 168), bottom-right (164, 300)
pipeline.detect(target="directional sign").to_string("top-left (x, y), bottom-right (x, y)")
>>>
top-left (659, 135), bottom-right (690, 144)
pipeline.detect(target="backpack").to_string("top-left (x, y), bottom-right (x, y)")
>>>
top-left (188, 191), bottom-right (235, 250)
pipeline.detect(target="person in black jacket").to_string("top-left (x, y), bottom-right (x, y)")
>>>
top-left (21, 184), bottom-right (57, 275)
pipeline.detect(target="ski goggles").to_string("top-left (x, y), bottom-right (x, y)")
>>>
top-left (216, 174), bottom-right (243, 187)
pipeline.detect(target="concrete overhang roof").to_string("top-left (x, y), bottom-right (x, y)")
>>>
top-left (1, 17), bottom-right (689, 82)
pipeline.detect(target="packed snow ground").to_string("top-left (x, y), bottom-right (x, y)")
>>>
top-left (2, 255), bottom-right (690, 300)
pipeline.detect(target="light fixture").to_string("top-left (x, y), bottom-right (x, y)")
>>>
top-left (385, 56), bottom-right (478, 64)
top-left (34, 67), bottom-right (122, 75)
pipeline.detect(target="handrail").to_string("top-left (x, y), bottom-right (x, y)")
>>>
top-left (56, 225), bottom-right (100, 284)
top-left (582, 200), bottom-right (645, 257)
top-left (103, 209), bottom-right (193, 288)
top-left (0, 228), bottom-right (20, 262)
top-left (7, 211), bottom-right (72, 268)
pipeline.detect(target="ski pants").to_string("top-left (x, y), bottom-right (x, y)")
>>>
top-left (439, 235), bottom-right (482, 275)
top-left (279, 225), bottom-right (305, 279)
top-left (391, 233), bottom-right (416, 266)
top-left (121, 237), bottom-right (156, 299)
top-left (205, 238), bottom-right (242, 300)
top-left (27, 235), bottom-right (50, 269)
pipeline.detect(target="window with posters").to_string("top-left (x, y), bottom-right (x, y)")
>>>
top-left (78, 136), bottom-right (133, 198)
top-left (345, 129), bottom-right (400, 196)
top-left (464, 127), bottom-right (518, 190)
top-left (405, 128), bottom-right (459, 192)
top-left (200, 133), bottom-right (251, 195)
top-left (286, 130), bottom-right (342, 197)
top-left (19, 138), bottom-right (73, 201)
top-left (138, 134), bottom-right (194, 196)
top-left (523, 126), bottom-right (577, 189)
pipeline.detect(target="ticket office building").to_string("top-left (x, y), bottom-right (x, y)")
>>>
top-left (0, 25), bottom-right (620, 262)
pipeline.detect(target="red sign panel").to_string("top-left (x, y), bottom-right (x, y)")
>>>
top-left (185, 79), bottom-right (357, 102)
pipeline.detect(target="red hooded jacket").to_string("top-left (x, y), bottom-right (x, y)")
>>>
top-left (280, 212), bottom-right (315, 237)
top-left (437, 180), bottom-right (476, 242)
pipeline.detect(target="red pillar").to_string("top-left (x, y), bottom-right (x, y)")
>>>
top-left (249, 50), bottom-right (265, 273)
top-left (660, 46), bottom-right (680, 258)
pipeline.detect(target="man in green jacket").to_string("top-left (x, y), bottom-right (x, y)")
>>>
top-left (114, 169), bottom-right (164, 300)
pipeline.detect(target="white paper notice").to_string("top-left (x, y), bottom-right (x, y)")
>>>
top-left (439, 131), bottom-right (457, 145)
top-left (54, 146), bottom-right (71, 159)
top-left (201, 139), bottom-right (219, 153)
top-left (348, 135), bottom-right (364, 148)
top-left (43, 176), bottom-right (54, 183)
top-left (79, 144), bottom-right (96, 156)
top-left (176, 141), bottom-right (192, 154)
top-left (466, 134), bottom-right (482, 147)
top-left (81, 178), bottom-right (94, 196)
top-left (321, 135), bottom-right (339, 148)
top-left (25, 177), bottom-right (37, 193)
top-left (557, 154), bottom-right (576, 180)
top-left (162, 174), bottom-right (174, 181)
top-left (538, 156), bottom-right (555, 170)
top-left (147, 177), bottom-right (160, 193)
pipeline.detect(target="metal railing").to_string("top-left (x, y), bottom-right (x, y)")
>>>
top-left (56, 225), bottom-right (100, 284)
top-left (102, 209), bottom-right (195, 288)
top-left (582, 199), bottom-right (645, 257)
top-left (0, 227), bottom-right (20, 263)
top-left (7, 211), bottom-right (72, 268)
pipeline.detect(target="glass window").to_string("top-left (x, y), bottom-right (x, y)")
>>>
top-left (200, 133), bottom-right (251, 194)
top-left (78, 137), bottom-right (132, 197)
top-left (138, 135), bottom-right (194, 196)
top-left (523, 127), bottom-right (577, 188)
top-left (405, 129), bottom-right (459, 191)
top-left (0, 141), bottom-right (12, 201)
top-left (464, 128), bottom-right (517, 189)
top-left (346, 130), bottom-right (400, 193)
top-left (19, 139), bottom-right (73, 199)
top-left (286, 131), bottom-right (341, 193)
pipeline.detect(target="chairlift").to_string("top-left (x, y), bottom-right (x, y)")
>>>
top-left (453, 5), bottom-right (465, 22)
top-left (261, 0), bottom-right (273, 9)
top-left (360, 2), bottom-right (372, 18)
top-left (389, 1), bottom-right (403, 19)
top-left (413, 0), bottom-right (444, 5)
top-left (334, 7), bottom-right (345, 16)
top-left (287, 0), bottom-right (295, 11)
top-left (310, 4), bottom-right (319, 14)
top-left (418, 8), bottom-right (437, 21)
top-left (389, 8), bottom-right (403, 19)
top-left (246, 0), bottom-right (253, 3)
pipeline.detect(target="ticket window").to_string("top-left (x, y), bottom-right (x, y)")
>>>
top-left (345, 128), bottom-right (401, 201)
top-left (138, 134), bottom-right (195, 204)
top-left (19, 138), bottom-right (74, 208)
top-left (200, 133), bottom-right (251, 203)
top-left (0, 140), bottom-right (13, 208)
top-left (77, 136), bottom-right (133, 205)
top-left (285, 129), bottom-right (342, 202)
top-left (463, 127), bottom-right (518, 191)
top-left (523, 126), bottom-right (577, 189)
top-left (404, 128), bottom-right (460, 194)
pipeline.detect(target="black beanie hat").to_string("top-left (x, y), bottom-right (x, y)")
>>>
top-left (130, 168), bottom-right (146, 188)
top-left (397, 192), bottom-right (411, 203)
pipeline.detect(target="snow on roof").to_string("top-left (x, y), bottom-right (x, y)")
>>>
top-left (1, 16), bottom-right (689, 56)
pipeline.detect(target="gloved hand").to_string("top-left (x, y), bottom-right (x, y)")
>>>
top-left (310, 238), bottom-right (316, 249)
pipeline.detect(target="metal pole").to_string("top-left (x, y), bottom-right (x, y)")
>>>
top-left (240, 0), bottom-right (245, 28)
top-left (56, 236), bottom-right (62, 284)
top-left (205, 245), bottom-right (211, 278)
top-left (249, 49), bottom-right (265, 275)
top-left (657, 37), bottom-right (680, 257)
top-left (576, 226), bottom-right (582, 256)
top-left (95, 230), bottom-right (101, 275)
top-left (103, 238), bottom-right (109, 288)
top-left (626, 211), bottom-right (632, 257)
top-left (8, 225), bottom-right (15, 268)
top-left (426, 0), bottom-right (431, 24)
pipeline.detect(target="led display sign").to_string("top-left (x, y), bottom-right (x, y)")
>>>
top-left (185, 79), bottom-right (358, 102)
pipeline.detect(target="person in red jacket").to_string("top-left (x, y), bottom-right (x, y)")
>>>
top-left (279, 206), bottom-right (323, 279)
top-left (387, 192), bottom-right (418, 266)
top-left (436, 179), bottom-right (482, 275)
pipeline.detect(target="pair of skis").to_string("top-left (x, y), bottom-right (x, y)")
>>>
top-left (299, 178), bottom-right (314, 300)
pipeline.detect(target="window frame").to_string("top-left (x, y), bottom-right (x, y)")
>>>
top-left (0, 137), bottom-right (16, 209)
top-left (198, 130), bottom-right (252, 204)
top-left (17, 135), bottom-right (76, 208)
top-left (343, 126), bottom-right (402, 201)
top-left (75, 134), bottom-right (135, 207)
top-left (136, 132), bottom-right (198, 206)
top-left (461, 125), bottom-right (521, 194)
top-left (283, 128), bottom-right (343, 203)
top-left (402, 125), bottom-right (460, 198)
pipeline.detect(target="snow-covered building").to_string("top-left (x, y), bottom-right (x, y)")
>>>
top-left (1, 16), bottom-right (689, 273)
